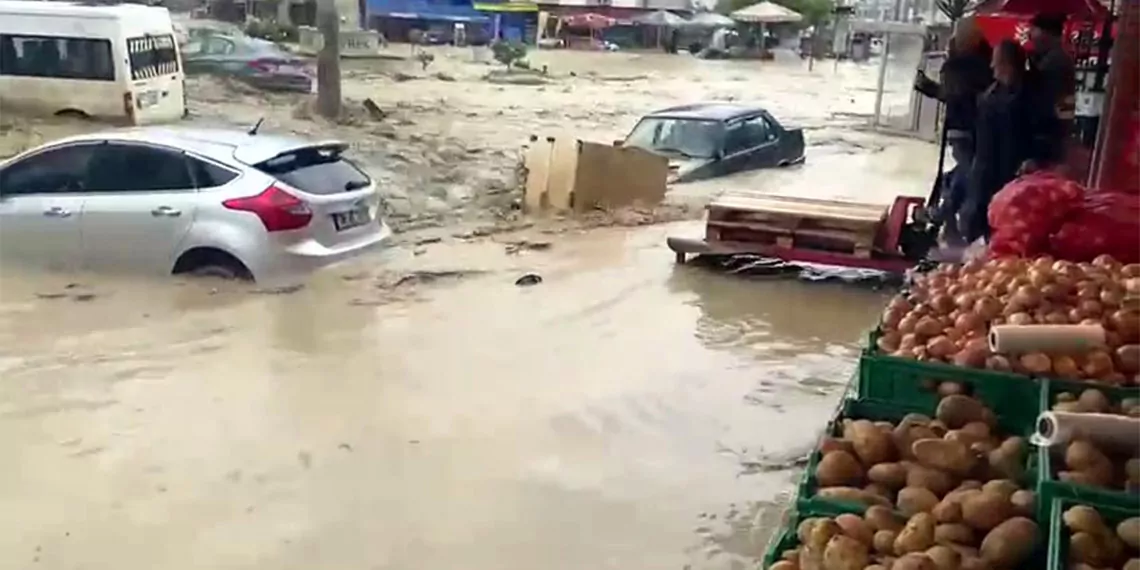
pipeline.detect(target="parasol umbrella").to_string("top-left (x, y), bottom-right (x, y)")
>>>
top-left (729, 1), bottom-right (802, 23)
top-left (632, 9), bottom-right (688, 26)
top-left (684, 11), bottom-right (736, 28)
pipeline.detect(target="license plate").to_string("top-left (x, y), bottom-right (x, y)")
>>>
top-left (332, 207), bottom-right (371, 231)
top-left (138, 91), bottom-right (159, 108)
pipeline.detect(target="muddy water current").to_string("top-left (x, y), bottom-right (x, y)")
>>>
top-left (0, 223), bottom-right (891, 570)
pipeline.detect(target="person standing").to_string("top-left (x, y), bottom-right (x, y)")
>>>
top-left (1027, 12), bottom-right (1077, 157)
top-left (960, 39), bottom-right (1060, 244)
top-left (914, 18), bottom-right (994, 245)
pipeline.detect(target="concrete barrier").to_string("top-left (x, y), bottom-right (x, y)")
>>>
top-left (296, 26), bottom-right (383, 57)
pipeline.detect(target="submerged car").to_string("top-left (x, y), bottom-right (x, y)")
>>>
top-left (0, 127), bottom-right (391, 282)
top-left (620, 103), bottom-right (805, 183)
top-left (181, 33), bottom-right (314, 93)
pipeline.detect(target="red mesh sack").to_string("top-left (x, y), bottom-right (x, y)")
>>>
top-left (1049, 192), bottom-right (1140, 263)
top-left (987, 170), bottom-right (1085, 259)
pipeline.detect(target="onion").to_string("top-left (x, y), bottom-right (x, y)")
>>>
top-left (926, 336), bottom-right (956, 359)
top-left (1110, 309), bottom-right (1140, 343)
top-left (1010, 286), bottom-right (1043, 308)
top-left (954, 292), bottom-right (979, 311)
top-left (1076, 300), bottom-right (1104, 318)
top-left (882, 307), bottom-right (906, 329)
top-left (1051, 355), bottom-right (1081, 379)
top-left (898, 315), bottom-right (919, 335)
top-left (985, 354), bottom-right (1013, 372)
top-left (1100, 289), bottom-right (1123, 308)
top-left (1019, 352), bottom-right (1053, 375)
top-left (1123, 263), bottom-right (1140, 278)
top-left (1041, 283), bottom-right (1068, 302)
top-left (899, 334), bottom-right (919, 351)
top-left (1092, 254), bottom-right (1119, 268)
top-left (1043, 311), bottom-right (1071, 325)
top-left (974, 296), bottom-right (1003, 321)
top-left (1115, 344), bottom-right (1140, 375)
top-left (931, 293), bottom-right (956, 315)
top-left (1028, 269), bottom-right (1053, 288)
top-left (1007, 312), bottom-right (1035, 326)
top-left (877, 331), bottom-right (902, 352)
top-left (954, 311), bottom-right (984, 332)
top-left (1082, 350), bottom-right (1116, 378)
top-left (888, 296), bottom-right (911, 312)
top-left (914, 316), bottom-right (943, 338)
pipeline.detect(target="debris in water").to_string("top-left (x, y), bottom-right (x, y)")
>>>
top-left (250, 284), bottom-right (305, 295)
top-left (35, 292), bottom-right (67, 300)
top-left (362, 98), bottom-right (387, 121)
top-left (72, 293), bottom-right (97, 302)
top-left (503, 239), bottom-right (552, 255)
top-left (514, 273), bottom-right (542, 287)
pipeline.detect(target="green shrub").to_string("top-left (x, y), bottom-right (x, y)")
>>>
top-left (491, 40), bottom-right (527, 69)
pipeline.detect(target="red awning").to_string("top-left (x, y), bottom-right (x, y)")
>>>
top-left (561, 12), bottom-right (617, 29)
top-left (974, 0), bottom-right (1109, 19)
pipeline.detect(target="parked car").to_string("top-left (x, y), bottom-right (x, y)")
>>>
top-left (181, 33), bottom-right (313, 93)
top-left (0, 127), bottom-right (392, 281)
top-left (620, 103), bottom-right (805, 183)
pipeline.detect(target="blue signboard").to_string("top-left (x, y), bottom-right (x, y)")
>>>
top-left (367, 0), bottom-right (490, 22)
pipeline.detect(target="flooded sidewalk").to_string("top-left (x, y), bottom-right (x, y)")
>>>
top-left (0, 224), bottom-right (890, 570)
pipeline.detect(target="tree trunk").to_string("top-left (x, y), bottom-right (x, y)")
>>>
top-left (316, 0), bottom-right (341, 120)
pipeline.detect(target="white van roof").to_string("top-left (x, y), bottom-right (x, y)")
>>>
top-left (0, 1), bottom-right (173, 22)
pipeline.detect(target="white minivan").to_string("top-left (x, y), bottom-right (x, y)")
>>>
top-left (0, 0), bottom-right (186, 124)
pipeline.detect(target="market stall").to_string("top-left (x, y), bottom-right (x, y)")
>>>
top-left (729, 1), bottom-right (801, 59)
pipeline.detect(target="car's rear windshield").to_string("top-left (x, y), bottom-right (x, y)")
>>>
top-left (127, 34), bottom-right (179, 79)
top-left (256, 146), bottom-right (371, 195)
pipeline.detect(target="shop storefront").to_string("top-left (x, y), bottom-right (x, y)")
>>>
top-left (473, 0), bottom-right (539, 43)
top-left (365, 0), bottom-right (490, 42)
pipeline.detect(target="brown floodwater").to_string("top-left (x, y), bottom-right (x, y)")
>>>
top-left (0, 222), bottom-right (892, 570)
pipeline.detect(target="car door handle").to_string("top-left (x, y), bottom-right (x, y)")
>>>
top-left (151, 206), bottom-right (182, 217)
top-left (43, 207), bottom-right (72, 218)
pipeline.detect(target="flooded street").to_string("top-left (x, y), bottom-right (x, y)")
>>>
top-left (0, 223), bottom-right (894, 569)
top-left (0, 45), bottom-right (935, 569)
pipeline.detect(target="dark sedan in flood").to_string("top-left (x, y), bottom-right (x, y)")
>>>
top-left (620, 103), bottom-right (805, 183)
top-left (181, 33), bottom-right (314, 93)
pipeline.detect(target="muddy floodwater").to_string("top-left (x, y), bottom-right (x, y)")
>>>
top-left (0, 224), bottom-right (895, 569)
top-left (0, 45), bottom-right (936, 569)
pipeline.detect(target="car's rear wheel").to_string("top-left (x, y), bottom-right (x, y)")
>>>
top-left (173, 248), bottom-right (254, 281)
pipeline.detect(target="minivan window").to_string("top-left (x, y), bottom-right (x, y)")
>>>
top-left (87, 144), bottom-right (193, 192)
top-left (0, 144), bottom-right (101, 195)
top-left (256, 147), bottom-right (370, 195)
top-left (0, 34), bottom-right (115, 80)
top-left (128, 34), bottom-right (179, 80)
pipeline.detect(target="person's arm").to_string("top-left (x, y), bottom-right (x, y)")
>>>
top-left (914, 72), bottom-right (944, 100)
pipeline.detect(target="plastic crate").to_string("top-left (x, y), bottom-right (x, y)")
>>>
top-left (1045, 495), bottom-right (1140, 570)
top-left (860, 329), bottom-right (1041, 436)
top-left (1039, 377), bottom-right (1140, 416)
top-left (1037, 442), bottom-right (1140, 524)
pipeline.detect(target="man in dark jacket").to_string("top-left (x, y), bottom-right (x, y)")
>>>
top-left (914, 19), bottom-right (994, 244)
top-left (1028, 12), bottom-right (1077, 145)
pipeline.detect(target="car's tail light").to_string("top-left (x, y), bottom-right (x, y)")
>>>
top-left (247, 58), bottom-right (276, 72)
top-left (223, 185), bottom-right (312, 232)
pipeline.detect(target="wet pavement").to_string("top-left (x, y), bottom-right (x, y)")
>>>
top-left (0, 223), bottom-right (892, 570)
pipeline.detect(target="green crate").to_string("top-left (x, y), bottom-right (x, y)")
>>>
top-left (860, 329), bottom-right (1041, 436)
top-left (1045, 495), bottom-right (1140, 570)
top-left (798, 397), bottom-right (1043, 517)
top-left (1037, 444), bottom-right (1140, 524)
top-left (1039, 377), bottom-right (1140, 416)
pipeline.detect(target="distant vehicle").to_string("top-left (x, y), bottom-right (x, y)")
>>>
top-left (174, 18), bottom-right (243, 46)
top-left (0, 127), bottom-right (392, 282)
top-left (181, 33), bottom-right (313, 93)
top-left (0, 0), bottom-right (186, 124)
top-left (620, 103), bottom-right (805, 183)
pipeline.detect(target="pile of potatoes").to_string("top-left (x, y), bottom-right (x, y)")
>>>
top-left (1061, 505), bottom-right (1139, 570)
top-left (1049, 389), bottom-right (1140, 494)
top-left (787, 394), bottom-right (1042, 569)
top-left (768, 507), bottom-right (1039, 570)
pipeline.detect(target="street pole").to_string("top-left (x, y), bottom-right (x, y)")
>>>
top-left (316, 0), bottom-right (341, 120)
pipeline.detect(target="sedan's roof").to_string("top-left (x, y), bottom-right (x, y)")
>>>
top-left (41, 126), bottom-right (346, 166)
top-left (645, 103), bottom-right (766, 122)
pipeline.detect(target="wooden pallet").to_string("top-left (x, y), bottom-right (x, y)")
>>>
top-left (704, 193), bottom-right (888, 258)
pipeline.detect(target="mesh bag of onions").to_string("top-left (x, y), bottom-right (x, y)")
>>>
top-left (987, 170), bottom-right (1085, 259)
top-left (1050, 191), bottom-right (1140, 264)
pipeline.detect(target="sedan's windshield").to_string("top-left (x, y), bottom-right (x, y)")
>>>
top-left (624, 118), bottom-right (722, 159)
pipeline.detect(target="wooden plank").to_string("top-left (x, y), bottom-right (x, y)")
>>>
top-left (706, 221), bottom-right (877, 247)
top-left (710, 193), bottom-right (887, 224)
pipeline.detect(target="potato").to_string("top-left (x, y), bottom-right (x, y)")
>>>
top-left (819, 437), bottom-right (856, 456)
top-left (1009, 490), bottom-right (1036, 518)
top-left (898, 487), bottom-right (941, 516)
top-left (873, 529), bottom-right (898, 555)
top-left (821, 534), bottom-right (869, 570)
top-left (806, 518), bottom-right (841, 551)
top-left (817, 487), bottom-right (892, 508)
top-left (816, 450), bottom-right (865, 487)
top-left (925, 545), bottom-right (961, 570)
top-left (865, 505), bottom-right (904, 532)
top-left (833, 513), bottom-right (873, 546)
top-left (1066, 440), bottom-right (1113, 472)
top-left (936, 395), bottom-right (989, 429)
top-left (1118, 517), bottom-right (1140, 549)
top-left (894, 512), bottom-right (936, 555)
top-left (1077, 388), bottom-right (1112, 413)
top-left (912, 438), bottom-right (977, 476)
top-left (932, 498), bottom-right (963, 523)
top-left (864, 566), bottom-right (887, 570)
top-left (868, 462), bottom-right (909, 488)
top-left (980, 479), bottom-right (1019, 501)
top-left (961, 491), bottom-right (1012, 531)
top-left (864, 483), bottom-right (893, 500)
top-left (781, 548), bottom-right (799, 561)
top-left (987, 438), bottom-right (1026, 481)
top-left (848, 419), bottom-right (896, 465)
top-left (979, 517), bottom-right (1039, 569)
top-left (1063, 505), bottom-right (1109, 535)
top-left (958, 556), bottom-right (987, 570)
top-left (906, 464), bottom-right (957, 496)
top-left (769, 562), bottom-right (797, 570)
top-left (934, 523), bottom-right (975, 546)
top-left (1125, 558), bottom-right (1140, 570)
top-left (893, 553), bottom-right (938, 570)
top-left (1069, 532), bottom-right (1110, 567)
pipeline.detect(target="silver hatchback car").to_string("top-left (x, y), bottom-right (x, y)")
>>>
top-left (0, 126), bottom-right (391, 281)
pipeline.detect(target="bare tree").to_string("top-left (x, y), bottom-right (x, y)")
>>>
top-left (316, 0), bottom-right (342, 119)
